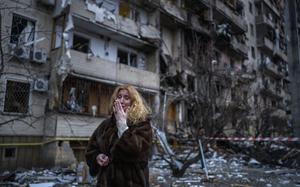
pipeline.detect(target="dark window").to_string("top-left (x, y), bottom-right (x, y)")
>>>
top-left (4, 148), bottom-right (16, 159)
top-left (4, 80), bottom-right (30, 113)
top-left (187, 75), bottom-right (195, 92)
top-left (72, 34), bottom-right (90, 53)
top-left (118, 49), bottom-right (128, 65)
top-left (130, 53), bottom-right (137, 67)
top-left (10, 14), bottom-right (35, 45)
top-left (243, 91), bottom-right (248, 102)
top-left (251, 46), bottom-right (255, 58)
top-left (187, 107), bottom-right (193, 124)
top-left (249, 2), bottom-right (253, 14)
top-left (271, 100), bottom-right (277, 107)
top-left (250, 24), bottom-right (254, 36)
top-left (117, 49), bottom-right (138, 68)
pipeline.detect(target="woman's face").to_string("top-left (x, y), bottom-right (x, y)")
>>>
top-left (116, 89), bottom-right (132, 112)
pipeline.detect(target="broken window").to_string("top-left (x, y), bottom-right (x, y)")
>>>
top-left (10, 14), bottom-right (35, 46)
top-left (119, 1), bottom-right (140, 21)
top-left (61, 76), bottom-right (115, 116)
top-left (52, 14), bottom-right (66, 49)
top-left (119, 1), bottom-right (130, 18)
top-left (117, 49), bottom-right (138, 68)
top-left (3, 147), bottom-right (17, 160)
top-left (72, 34), bottom-right (90, 53)
top-left (4, 80), bottom-right (30, 113)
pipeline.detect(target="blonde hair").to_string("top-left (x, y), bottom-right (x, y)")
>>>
top-left (110, 85), bottom-right (151, 124)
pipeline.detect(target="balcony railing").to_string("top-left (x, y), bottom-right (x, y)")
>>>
top-left (257, 37), bottom-right (274, 53)
top-left (70, 0), bottom-right (160, 46)
top-left (255, 0), bottom-right (280, 17)
top-left (214, 0), bottom-right (247, 33)
top-left (262, 62), bottom-right (285, 78)
top-left (260, 81), bottom-right (283, 99)
top-left (159, 0), bottom-right (187, 22)
top-left (67, 49), bottom-right (160, 91)
top-left (255, 14), bottom-right (275, 29)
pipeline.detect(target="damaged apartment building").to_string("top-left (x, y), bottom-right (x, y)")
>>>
top-left (0, 0), bottom-right (292, 171)
top-left (160, 0), bottom-right (291, 137)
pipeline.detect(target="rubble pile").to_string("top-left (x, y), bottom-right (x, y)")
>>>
top-left (150, 150), bottom-right (300, 187)
top-left (0, 163), bottom-right (96, 187)
top-left (216, 141), bottom-right (300, 168)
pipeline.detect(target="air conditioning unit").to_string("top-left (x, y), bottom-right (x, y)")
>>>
top-left (15, 47), bottom-right (30, 59)
top-left (33, 51), bottom-right (48, 64)
top-left (34, 79), bottom-right (48, 92)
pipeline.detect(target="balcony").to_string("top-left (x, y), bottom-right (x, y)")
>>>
top-left (255, 0), bottom-right (280, 17)
top-left (66, 50), bottom-right (160, 91)
top-left (159, 0), bottom-right (187, 23)
top-left (237, 71), bottom-right (256, 83)
top-left (274, 48), bottom-right (288, 62)
top-left (256, 14), bottom-right (275, 29)
top-left (260, 81), bottom-right (283, 99)
top-left (70, 1), bottom-right (160, 48)
top-left (188, 13), bottom-right (211, 36)
top-left (214, 0), bottom-right (247, 33)
top-left (261, 62), bottom-right (284, 79)
top-left (257, 37), bottom-right (274, 54)
top-left (215, 35), bottom-right (248, 60)
top-left (55, 114), bottom-right (103, 137)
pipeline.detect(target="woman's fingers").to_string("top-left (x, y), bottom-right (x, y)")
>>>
top-left (97, 154), bottom-right (110, 166)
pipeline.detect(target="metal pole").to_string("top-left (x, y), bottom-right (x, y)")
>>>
top-left (198, 139), bottom-right (209, 179)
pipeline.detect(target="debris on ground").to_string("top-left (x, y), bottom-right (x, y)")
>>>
top-left (1, 148), bottom-right (299, 186)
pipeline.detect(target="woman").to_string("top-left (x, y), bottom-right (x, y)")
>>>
top-left (85, 85), bottom-right (153, 187)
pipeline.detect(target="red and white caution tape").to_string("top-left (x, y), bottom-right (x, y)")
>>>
top-left (204, 137), bottom-right (300, 142)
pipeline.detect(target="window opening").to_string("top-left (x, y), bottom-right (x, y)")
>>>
top-left (4, 148), bottom-right (17, 160)
top-left (10, 14), bottom-right (35, 46)
top-left (72, 34), bottom-right (90, 53)
top-left (4, 80), bottom-right (30, 113)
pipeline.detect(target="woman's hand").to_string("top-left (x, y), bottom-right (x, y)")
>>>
top-left (113, 100), bottom-right (128, 123)
top-left (113, 100), bottom-right (129, 137)
top-left (96, 153), bottom-right (109, 166)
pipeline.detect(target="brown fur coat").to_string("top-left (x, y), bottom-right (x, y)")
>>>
top-left (85, 116), bottom-right (153, 187)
